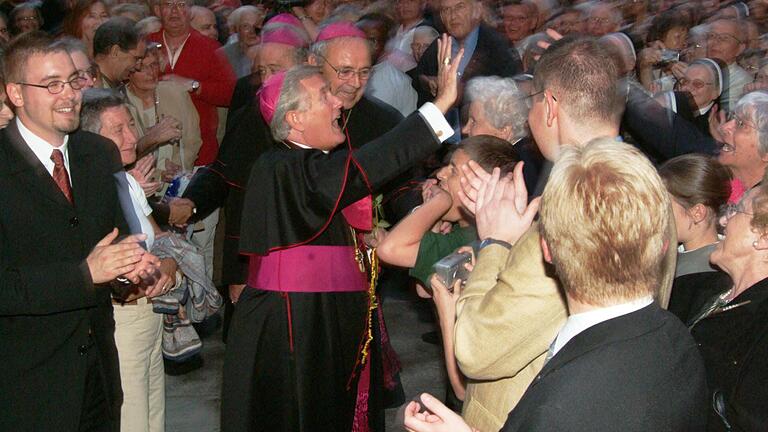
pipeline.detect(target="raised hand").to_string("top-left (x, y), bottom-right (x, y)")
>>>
top-left (474, 163), bottom-right (540, 245)
top-left (433, 33), bottom-right (465, 114)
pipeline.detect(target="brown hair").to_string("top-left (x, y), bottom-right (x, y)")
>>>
top-left (658, 154), bottom-right (732, 217)
top-left (3, 31), bottom-right (61, 83)
top-left (459, 134), bottom-right (521, 177)
top-left (62, 0), bottom-right (106, 39)
top-left (532, 36), bottom-right (624, 127)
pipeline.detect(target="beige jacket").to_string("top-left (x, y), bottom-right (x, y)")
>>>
top-left (455, 219), bottom-right (676, 432)
top-left (126, 81), bottom-right (202, 173)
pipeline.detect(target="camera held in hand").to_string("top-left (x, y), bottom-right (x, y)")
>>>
top-left (433, 252), bottom-right (472, 292)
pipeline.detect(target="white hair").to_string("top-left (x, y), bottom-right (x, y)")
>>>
top-left (465, 76), bottom-right (529, 140)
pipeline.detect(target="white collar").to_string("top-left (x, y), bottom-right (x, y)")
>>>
top-left (16, 117), bottom-right (70, 176)
top-left (288, 140), bottom-right (329, 154)
top-left (552, 296), bottom-right (654, 356)
top-left (698, 102), bottom-right (715, 116)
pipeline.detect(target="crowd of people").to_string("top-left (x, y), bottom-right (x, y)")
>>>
top-left (0, 0), bottom-right (766, 431)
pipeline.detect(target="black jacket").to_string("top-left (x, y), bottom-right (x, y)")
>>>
top-left (502, 303), bottom-right (708, 431)
top-left (413, 25), bottom-right (522, 106)
top-left (0, 122), bottom-right (127, 431)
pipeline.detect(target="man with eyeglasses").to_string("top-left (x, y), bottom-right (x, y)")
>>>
top-left (149, 0), bottom-right (236, 282)
top-left (585, 2), bottom-right (621, 37)
top-left (501, 0), bottom-right (538, 48)
top-left (93, 17), bottom-right (147, 90)
top-left (706, 18), bottom-right (754, 111)
top-left (413, 0), bottom-right (520, 132)
top-left (0, 32), bottom-right (161, 432)
top-left (218, 5), bottom-right (264, 78)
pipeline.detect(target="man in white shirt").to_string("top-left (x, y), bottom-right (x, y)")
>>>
top-left (0, 32), bottom-right (159, 431)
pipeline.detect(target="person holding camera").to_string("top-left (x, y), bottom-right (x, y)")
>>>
top-left (377, 135), bottom-right (522, 405)
top-left (637, 10), bottom-right (691, 94)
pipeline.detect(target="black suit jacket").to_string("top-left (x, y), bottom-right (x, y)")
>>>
top-left (502, 303), bottom-right (708, 432)
top-left (413, 25), bottom-right (522, 105)
top-left (0, 122), bottom-right (126, 431)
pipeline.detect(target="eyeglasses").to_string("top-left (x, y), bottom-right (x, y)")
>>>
top-left (16, 16), bottom-right (39, 22)
top-left (728, 112), bottom-right (759, 131)
top-left (17, 77), bottom-right (87, 94)
top-left (677, 77), bottom-right (713, 90)
top-left (706, 32), bottom-right (741, 44)
top-left (315, 54), bottom-right (371, 81)
top-left (79, 65), bottom-right (99, 80)
top-left (160, 1), bottom-right (187, 9)
top-left (719, 201), bottom-right (753, 222)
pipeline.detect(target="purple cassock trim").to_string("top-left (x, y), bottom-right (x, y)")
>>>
top-left (248, 246), bottom-right (367, 292)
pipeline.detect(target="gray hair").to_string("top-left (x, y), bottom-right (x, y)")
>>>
top-left (310, 35), bottom-right (374, 64)
top-left (80, 88), bottom-right (128, 135)
top-left (734, 91), bottom-right (768, 157)
top-left (135, 16), bottom-right (162, 37)
top-left (465, 76), bottom-right (529, 141)
top-left (50, 36), bottom-right (88, 57)
top-left (110, 3), bottom-right (150, 22)
top-left (271, 65), bottom-right (323, 141)
top-left (227, 5), bottom-right (264, 29)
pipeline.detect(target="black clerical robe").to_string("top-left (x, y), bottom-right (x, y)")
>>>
top-left (221, 112), bottom-right (442, 432)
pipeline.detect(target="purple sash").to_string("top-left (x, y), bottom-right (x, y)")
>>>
top-left (248, 246), bottom-right (367, 292)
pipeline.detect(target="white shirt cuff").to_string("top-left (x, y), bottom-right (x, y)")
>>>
top-left (418, 102), bottom-right (454, 143)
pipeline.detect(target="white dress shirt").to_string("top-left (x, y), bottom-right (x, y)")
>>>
top-left (551, 296), bottom-right (654, 357)
top-left (17, 117), bottom-right (71, 184)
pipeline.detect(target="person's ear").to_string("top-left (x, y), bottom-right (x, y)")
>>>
top-left (286, 110), bottom-right (304, 132)
top-left (499, 125), bottom-right (513, 141)
top-left (153, 4), bottom-right (161, 18)
top-left (307, 54), bottom-right (320, 67)
top-left (6, 83), bottom-right (23, 108)
top-left (109, 44), bottom-right (121, 58)
top-left (544, 90), bottom-right (558, 127)
top-left (540, 236), bottom-right (553, 264)
top-left (690, 203), bottom-right (709, 224)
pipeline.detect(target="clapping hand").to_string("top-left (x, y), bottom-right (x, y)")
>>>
top-left (129, 154), bottom-right (162, 197)
top-left (459, 162), bottom-right (540, 246)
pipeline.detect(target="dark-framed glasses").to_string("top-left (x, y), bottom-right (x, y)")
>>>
top-left (315, 54), bottom-right (371, 81)
top-left (17, 77), bottom-right (88, 94)
top-left (160, 1), bottom-right (187, 9)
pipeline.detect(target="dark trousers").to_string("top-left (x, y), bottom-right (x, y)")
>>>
top-left (78, 336), bottom-right (115, 432)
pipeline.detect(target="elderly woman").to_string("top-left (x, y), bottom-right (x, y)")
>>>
top-left (125, 44), bottom-right (202, 191)
top-left (463, 76), bottom-right (542, 194)
top-left (715, 91), bottom-right (768, 197)
top-left (687, 174), bottom-right (768, 431)
top-left (655, 58), bottom-right (724, 137)
top-left (659, 154), bottom-right (733, 321)
top-left (9, 2), bottom-right (41, 36)
top-left (61, 0), bottom-right (109, 58)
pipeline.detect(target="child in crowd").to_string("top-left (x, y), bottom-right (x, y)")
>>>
top-left (377, 134), bottom-right (521, 402)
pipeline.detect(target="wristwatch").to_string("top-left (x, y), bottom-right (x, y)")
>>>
top-left (479, 238), bottom-right (512, 250)
top-left (189, 80), bottom-right (200, 93)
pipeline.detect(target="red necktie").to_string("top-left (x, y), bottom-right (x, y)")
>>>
top-left (50, 149), bottom-right (73, 204)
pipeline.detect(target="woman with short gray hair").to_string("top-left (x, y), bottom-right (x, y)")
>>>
top-left (716, 90), bottom-right (768, 193)
top-left (463, 75), bottom-right (542, 194)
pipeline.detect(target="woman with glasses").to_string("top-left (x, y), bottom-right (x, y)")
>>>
top-left (711, 91), bottom-right (768, 199)
top-left (658, 154), bottom-right (733, 322)
top-left (686, 172), bottom-right (768, 431)
top-left (654, 58), bottom-right (724, 138)
top-left (9, 2), bottom-right (41, 36)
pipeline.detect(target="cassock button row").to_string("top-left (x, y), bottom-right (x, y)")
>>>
top-left (69, 217), bottom-right (79, 227)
